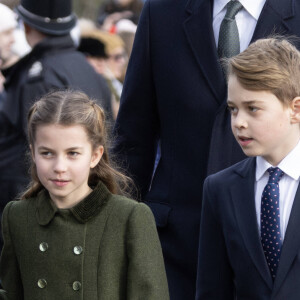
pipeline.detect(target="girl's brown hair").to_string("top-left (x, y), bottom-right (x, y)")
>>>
top-left (22, 89), bottom-right (133, 199)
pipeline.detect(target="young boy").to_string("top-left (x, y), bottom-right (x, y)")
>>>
top-left (195, 38), bottom-right (300, 300)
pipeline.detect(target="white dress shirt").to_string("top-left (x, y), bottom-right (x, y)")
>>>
top-left (255, 140), bottom-right (300, 241)
top-left (213, 0), bottom-right (266, 53)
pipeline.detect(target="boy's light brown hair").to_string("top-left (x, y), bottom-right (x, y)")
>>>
top-left (226, 37), bottom-right (300, 105)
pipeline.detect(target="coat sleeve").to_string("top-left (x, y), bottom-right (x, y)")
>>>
top-left (195, 176), bottom-right (234, 299)
top-left (113, 0), bottom-right (160, 197)
top-left (0, 202), bottom-right (24, 300)
top-left (126, 203), bottom-right (169, 299)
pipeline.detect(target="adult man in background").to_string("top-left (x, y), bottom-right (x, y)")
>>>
top-left (0, 3), bottom-right (17, 100)
top-left (113, 0), bottom-right (300, 298)
top-left (0, 0), bottom-right (112, 250)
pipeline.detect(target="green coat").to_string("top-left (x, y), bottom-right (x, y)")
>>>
top-left (0, 181), bottom-right (169, 300)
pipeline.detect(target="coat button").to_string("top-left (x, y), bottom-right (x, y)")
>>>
top-left (73, 246), bottom-right (83, 255)
top-left (39, 242), bottom-right (49, 252)
top-left (37, 279), bottom-right (47, 288)
top-left (72, 281), bottom-right (81, 291)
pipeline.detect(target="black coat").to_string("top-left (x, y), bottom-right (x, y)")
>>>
top-left (113, 0), bottom-right (300, 299)
top-left (0, 35), bottom-right (112, 217)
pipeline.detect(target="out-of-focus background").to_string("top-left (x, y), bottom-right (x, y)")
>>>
top-left (1, 0), bottom-right (105, 20)
top-left (0, 0), bottom-right (144, 117)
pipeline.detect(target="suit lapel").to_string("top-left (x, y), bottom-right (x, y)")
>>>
top-left (183, 0), bottom-right (226, 105)
top-left (231, 158), bottom-right (273, 290)
top-left (273, 185), bottom-right (300, 295)
top-left (251, 0), bottom-right (294, 42)
top-left (182, 0), bottom-right (295, 105)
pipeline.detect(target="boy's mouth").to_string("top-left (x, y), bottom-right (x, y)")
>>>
top-left (238, 136), bottom-right (252, 141)
top-left (237, 135), bottom-right (253, 146)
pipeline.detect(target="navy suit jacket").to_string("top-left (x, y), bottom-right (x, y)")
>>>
top-left (196, 157), bottom-right (300, 299)
top-left (114, 0), bottom-right (300, 298)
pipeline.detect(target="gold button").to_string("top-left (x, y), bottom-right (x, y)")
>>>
top-left (73, 246), bottom-right (83, 255)
top-left (39, 242), bottom-right (49, 252)
top-left (72, 281), bottom-right (81, 291)
top-left (37, 279), bottom-right (47, 289)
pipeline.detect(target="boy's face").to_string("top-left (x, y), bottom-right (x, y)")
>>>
top-left (227, 75), bottom-right (300, 166)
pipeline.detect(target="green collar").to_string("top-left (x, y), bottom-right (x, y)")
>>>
top-left (36, 181), bottom-right (111, 226)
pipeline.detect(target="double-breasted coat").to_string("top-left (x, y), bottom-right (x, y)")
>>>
top-left (0, 181), bottom-right (169, 300)
top-left (113, 0), bottom-right (300, 298)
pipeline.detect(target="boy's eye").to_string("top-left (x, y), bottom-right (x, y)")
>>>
top-left (69, 151), bottom-right (79, 157)
top-left (227, 105), bottom-right (237, 114)
top-left (249, 106), bottom-right (258, 112)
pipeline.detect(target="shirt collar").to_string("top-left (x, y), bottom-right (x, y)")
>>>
top-left (256, 139), bottom-right (300, 181)
top-left (36, 181), bottom-right (110, 226)
top-left (213, 0), bottom-right (230, 17)
top-left (213, 0), bottom-right (266, 20)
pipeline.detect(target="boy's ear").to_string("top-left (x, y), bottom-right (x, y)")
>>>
top-left (90, 146), bottom-right (104, 169)
top-left (290, 96), bottom-right (300, 123)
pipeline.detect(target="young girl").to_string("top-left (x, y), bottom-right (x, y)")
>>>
top-left (0, 90), bottom-right (169, 300)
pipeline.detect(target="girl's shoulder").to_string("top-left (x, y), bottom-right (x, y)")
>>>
top-left (107, 194), bottom-right (153, 219)
top-left (4, 197), bottom-right (35, 212)
top-left (2, 198), bottom-right (36, 224)
top-left (108, 193), bottom-right (145, 209)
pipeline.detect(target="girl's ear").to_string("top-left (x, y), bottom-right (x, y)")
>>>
top-left (30, 144), bottom-right (35, 163)
top-left (90, 146), bottom-right (104, 168)
top-left (290, 96), bottom-right (300, 124)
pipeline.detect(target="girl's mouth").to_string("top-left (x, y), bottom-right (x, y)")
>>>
top-left (51, 179), bottom-right (70, 187)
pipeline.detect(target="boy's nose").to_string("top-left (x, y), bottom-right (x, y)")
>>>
top-left (232, 114), bottom-right (248, 129)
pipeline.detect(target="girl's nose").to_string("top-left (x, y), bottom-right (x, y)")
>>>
top-left (53, 157), bottom-right (67, 173)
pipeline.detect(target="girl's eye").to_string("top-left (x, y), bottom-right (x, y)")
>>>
top-left (41, 151), bottom-right (52, 157)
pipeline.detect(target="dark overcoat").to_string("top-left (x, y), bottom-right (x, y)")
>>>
top-left (113, 0), bottom-right (300, 298)
top-left (0, 181), bottom-right (169, 300)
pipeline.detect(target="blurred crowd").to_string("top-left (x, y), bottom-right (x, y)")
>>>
top-left (0, 0), bottom-right (143, 119)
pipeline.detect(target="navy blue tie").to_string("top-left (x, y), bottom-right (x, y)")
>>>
top-left (261, 167), bottom-right (284, 280)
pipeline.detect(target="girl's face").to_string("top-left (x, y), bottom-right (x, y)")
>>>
top-left (31, 124), bottom-right (103, 209)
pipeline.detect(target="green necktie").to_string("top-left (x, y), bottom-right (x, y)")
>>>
top-left (218, 1), bottom-right (243, 59)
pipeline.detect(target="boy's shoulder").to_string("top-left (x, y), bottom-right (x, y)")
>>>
top-left (206, 157), bottom-right (256, 184)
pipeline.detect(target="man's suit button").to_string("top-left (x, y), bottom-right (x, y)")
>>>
top-left (72, 281), bottom-right (81, 291)
top-left (37, 279), bottom-right (47, 288)
top-left (39, 242), bottom-right (49, 252)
